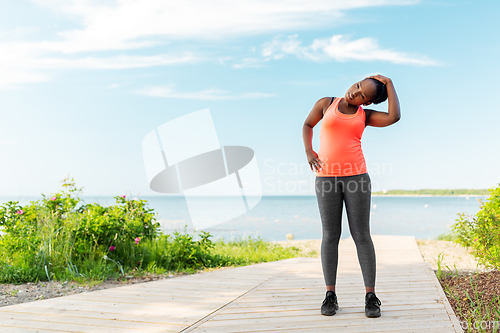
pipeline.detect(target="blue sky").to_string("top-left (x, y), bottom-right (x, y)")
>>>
top-left (0, 0), bottom-right (499, 198)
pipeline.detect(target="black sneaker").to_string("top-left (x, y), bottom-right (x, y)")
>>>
top-left (321, 291), bottom-right (339, 316)
top-left (365, 292), bottom-right (382, 318)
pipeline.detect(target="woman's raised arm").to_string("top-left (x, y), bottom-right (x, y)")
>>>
top-left (364, 75), bottom-right (401, 127)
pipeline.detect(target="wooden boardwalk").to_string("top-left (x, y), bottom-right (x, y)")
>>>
top-left (0, 235), bottom-right (463, 332)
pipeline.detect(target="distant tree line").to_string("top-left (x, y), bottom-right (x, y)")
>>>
top-left (372, 189), bottom-right (490, 195)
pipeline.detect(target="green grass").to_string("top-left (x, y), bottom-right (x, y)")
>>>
top-left (0, 231), bottom-right (308, 284)
top-left (435, 230), bottom-right (460, 242)
top-left (210, 236), bottom-right (307, 264)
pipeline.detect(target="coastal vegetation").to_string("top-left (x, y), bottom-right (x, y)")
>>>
top-left (373, 189), bottom-right (489, 195)
top-left (435, 182), bottom-right (500, 332)
top-left (0, 176), bottom-right (306, 284)
top-left (452, 184), bottom-right (500, 270)
top-left (436, 230), bottom-right (460, 242)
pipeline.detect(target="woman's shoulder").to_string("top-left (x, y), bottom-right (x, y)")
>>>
top-left (316, 96), bottom-right (334, 104)
top-left (312, 97), bottom-right (333, 116)
top-left (320, 97), bottom-right (336, 116)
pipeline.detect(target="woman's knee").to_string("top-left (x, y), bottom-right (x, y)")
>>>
top-left (351, 232), bottom-right (373, 245)
top-left (322, 232), bottom-right (341, 244)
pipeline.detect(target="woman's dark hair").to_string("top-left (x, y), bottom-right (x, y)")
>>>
top-left (367, 78), bottom-right (388, 104)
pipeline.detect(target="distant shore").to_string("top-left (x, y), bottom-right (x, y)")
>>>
top-left (372, 189), bottom-right (490, 196)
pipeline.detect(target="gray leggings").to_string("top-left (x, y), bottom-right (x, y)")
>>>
top-left (315, 173), bottom-right (376, 288)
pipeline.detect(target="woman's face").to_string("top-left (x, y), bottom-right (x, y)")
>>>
top-left (344, 79), bottom-right (377, 106)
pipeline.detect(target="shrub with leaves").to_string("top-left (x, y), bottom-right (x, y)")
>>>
top-left (71, 195), bottom-right (159, 257)
top-left (0, 175), bottom-right (160, 282)
top-left (452, 183), bottom-right (500, 270)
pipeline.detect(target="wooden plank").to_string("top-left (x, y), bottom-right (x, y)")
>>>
top-left (15, 300), bottom-right (226, 314)
top-left (227, 299), bottom-right (448, 309)
top-left (0, 307), bottom-right (193, 325)
top-left (219, 302), bottom-right (446, 314)
top-left (60, 294), bottom-right (237, 306)
top-left (253, 288), bottom-right (437, 294)
top-left (0, 312), bottom-right (182, 331)
top-left (257, 281), bottom-right (436, 289)
top-left (239, 290), bottom-right (441, 298)
top-left (195, 313), bottom-right (452, 327)
top-left (209, 307), bottom-right (449, 321)
top-left (95, 289), bottom-right (245, 297)
top-left (228, 325), bottom-right (455, 333)
top-left (0, 327), bottom-right (77, 333)
top-left (191, 314), bottom-right (453, 332)
top-left (0, 318), bottom-right (154, 333)
top-left (221, 300), bottom-right (450, 312)
top-left (231, 294), bottom-right (444, 304)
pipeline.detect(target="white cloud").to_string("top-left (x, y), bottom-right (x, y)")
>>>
top-left (0, 70), bottom-right (47, 89)
top-left (33, 53), bottom-right (197, 69)
top-left (0, 0), bottom-right (422, 88)
top-left (262, 35), bottom-right (303, 60)
top-left (32, 0), bottom-right (418, 45)
top-left (0, 41), bottom-right (197, 89)
top-left (232, 58), bottom-right (263, 69)
top-left (0, 27), bottom-right (40, 41)
top-left (136, 84), bottom-right (275, 100)
top-left (261, 34), bottom-right (437, 66)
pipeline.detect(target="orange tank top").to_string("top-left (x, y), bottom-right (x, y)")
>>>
top-left (315, 97), bottom-right (367, 177)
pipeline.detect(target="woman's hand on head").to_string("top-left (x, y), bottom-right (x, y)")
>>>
top-left (366, 74), bottom-right (392, 85)
top-left (306, 150), bottom-right (324, 172)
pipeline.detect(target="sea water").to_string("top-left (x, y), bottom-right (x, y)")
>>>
top-left (1, 195), bottom-right (487, 242)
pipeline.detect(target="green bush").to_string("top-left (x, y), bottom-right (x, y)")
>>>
top-left (0, 176), bottom-right (304, 283)
top-left (452, 183), bottom-right (500, 270)
top-left (0, 176), bottom-right (161, 282)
